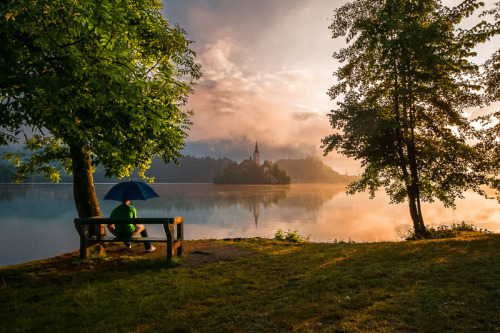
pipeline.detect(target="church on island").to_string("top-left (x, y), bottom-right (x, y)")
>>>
top-left (213, 141), bottom-right (291, 185)
top-left (241, 142), bottom-right (260, 166)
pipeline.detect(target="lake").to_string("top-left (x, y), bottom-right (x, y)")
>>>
top-left (0, 183), bottom-right (498, 266)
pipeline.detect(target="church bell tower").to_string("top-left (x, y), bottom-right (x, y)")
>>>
top-left (253, 142), bottom-right (260, 165)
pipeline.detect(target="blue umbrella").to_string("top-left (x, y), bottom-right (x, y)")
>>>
top-left (103, 180), bottom-right (159, 201)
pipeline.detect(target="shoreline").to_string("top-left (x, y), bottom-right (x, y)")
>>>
top-left (1, 232), bottom-right (496, 269)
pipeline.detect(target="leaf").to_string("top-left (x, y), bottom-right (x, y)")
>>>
top-left (5, 12), bottom-right (17, 21)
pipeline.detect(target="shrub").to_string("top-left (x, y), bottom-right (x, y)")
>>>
top-left (403, 222), bottom-right (491, 241)
top-left (274, 229), bottom-right (308, 243)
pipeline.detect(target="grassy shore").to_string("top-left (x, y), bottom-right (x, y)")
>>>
top-left (1, 233), bottom-right (499, 332)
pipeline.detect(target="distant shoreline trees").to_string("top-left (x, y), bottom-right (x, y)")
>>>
top-left (0, 154), bottom-right (355, 184)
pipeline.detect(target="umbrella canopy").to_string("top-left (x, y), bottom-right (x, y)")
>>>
top-left (103, 181), bottom-right (159, 201)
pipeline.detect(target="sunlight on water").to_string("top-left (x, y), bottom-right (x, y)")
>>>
top-left (0, 183), bottom-right (498, 266)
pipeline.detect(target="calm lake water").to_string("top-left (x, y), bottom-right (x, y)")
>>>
top-left (0, 183), bottom-right (498, 266)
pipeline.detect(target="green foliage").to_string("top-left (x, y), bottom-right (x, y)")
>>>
top-left (276, 156), bottom-right (359, 183)
top-left (482, 50), bottom-right (500, 103)
top-left (214, 161), bottom-right (292, 184)
top-left (274, 229), bottom-right (309, 243)
top-left (475, 1), bottom-right (500, 101)
top-left (472, 3), bottom-right (500, 201)
top-left (0, 0), bottom-right (201, 181)
top-left (1, 0), bottom-right (201, 217)
top-left (322, 0), bottom-right (495, 237)
top-left (403, 222), bottom-right (492, 240)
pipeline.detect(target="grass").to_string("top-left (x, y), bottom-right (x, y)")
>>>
top-left (1, 233), bottom-right (499, 332)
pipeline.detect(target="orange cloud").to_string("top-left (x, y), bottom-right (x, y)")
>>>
top-left (185, 37), bottom-right (350, 166)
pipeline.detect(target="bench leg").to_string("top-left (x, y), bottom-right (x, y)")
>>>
top-left (80, 240), bottom-right (89, 259)
top-left (164, 224), bottom-right (174, 260)
top-left (177, 221), bottom-right (183, 256)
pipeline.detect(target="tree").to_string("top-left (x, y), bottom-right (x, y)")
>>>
top-left (322, 0), bottom-right (493, 237)
top-left (267, 161), bottom-right (292, 185)
top-left (475, 2), bottom-right (500, 198)
top-left (0, 0), bottom-right (201, 219)
top-left (214, 161), bottom-right (291, 185)
top-left (479, 2), bottom-right (500, 103)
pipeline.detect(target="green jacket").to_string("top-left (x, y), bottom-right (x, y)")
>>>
top-left (110, 203), bottom-right (136, 235)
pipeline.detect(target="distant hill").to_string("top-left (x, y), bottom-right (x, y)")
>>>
top-left (142, 156), bottom-right (233, 183)
top-left (276, 156), bottom-right (359, 183)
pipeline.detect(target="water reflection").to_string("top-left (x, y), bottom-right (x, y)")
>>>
top-left (0, 183), bottom-right (498, 266)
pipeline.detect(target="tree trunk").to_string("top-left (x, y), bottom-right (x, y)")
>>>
top-left (407, 184), bottom-right (428, 238)
top-left (70, 140), bottom-right (103, 236)
top-left (406, 122), bottom-right (429, 238)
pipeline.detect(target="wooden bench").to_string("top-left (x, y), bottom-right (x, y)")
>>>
top-left (74, 217), bottom-right (183, 260)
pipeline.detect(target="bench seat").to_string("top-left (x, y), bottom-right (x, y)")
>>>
top-left (89, 236), bottom-right (171, 242)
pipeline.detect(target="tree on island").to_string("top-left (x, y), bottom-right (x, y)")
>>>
top-left (322, 0), bottom-right (498, 238)
top-left (214, 161), bottom-right (291, 185)
top-left (0, 0), bottom-right (201, 219)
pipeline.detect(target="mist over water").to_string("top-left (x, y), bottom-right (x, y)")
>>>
top-left (0, 183), bottom-right (498, 266)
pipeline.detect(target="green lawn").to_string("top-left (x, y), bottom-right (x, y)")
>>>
top-left (1, 233), bottom-right (499, 332)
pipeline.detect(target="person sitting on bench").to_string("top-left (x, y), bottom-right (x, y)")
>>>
top-left (107, 200), bottom-right (156, 252)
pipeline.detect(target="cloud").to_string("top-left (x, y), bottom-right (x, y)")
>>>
top-left (188, 36), bottom-right (330, 136)
top-left (197, 38), bottom-right (246, 80)
top-left (292, 111), bottom-right (319, 121)
top-left (162, 0), bottom-right (372, 174)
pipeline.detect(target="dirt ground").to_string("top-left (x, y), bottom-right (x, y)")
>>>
top-left (28, 240), bottom-right (257, 277)
top-left (99, 240), bottom-right (256, 268)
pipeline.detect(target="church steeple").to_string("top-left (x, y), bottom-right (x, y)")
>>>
top-left (253, 141), bottom-right (260, 165)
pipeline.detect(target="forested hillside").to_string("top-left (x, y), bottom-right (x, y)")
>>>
top-left (91, 156), bottom-right (233, 183)
top-left (276, 156), bottom-right (358, 183)
top-left (0, 155), bottom-right (232, 183)
top-left (1, 151), bottom-right (355, 184)
top-left (142, 156), bottom-right (233, 183)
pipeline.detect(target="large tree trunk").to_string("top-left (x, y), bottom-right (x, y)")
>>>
top-left (407, 122), bottom-right (429, 238)
top-left (407, 184), bottom-right (428, 238)
top-left (393, 67), bottom-right (429, 239)
top-left (70, 140), bottom-right (103, 236)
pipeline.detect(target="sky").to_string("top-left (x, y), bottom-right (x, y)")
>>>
top-left (162, 0), bottom-right (499, 174)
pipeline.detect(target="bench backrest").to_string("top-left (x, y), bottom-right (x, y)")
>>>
top-left (74, 217), bottom-right (183, 225)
